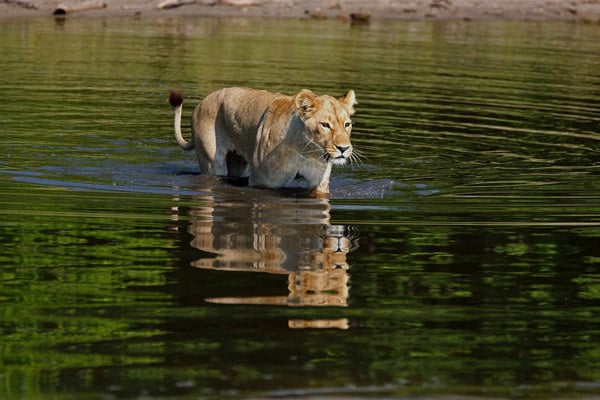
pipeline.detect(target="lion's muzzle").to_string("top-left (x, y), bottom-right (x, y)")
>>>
top-left (330, 145), bottom-right (352, 165)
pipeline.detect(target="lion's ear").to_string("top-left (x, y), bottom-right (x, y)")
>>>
top-left (295, 89), bottom-right (318, 117)
top-left (340, 90), bottom-right (357, 115)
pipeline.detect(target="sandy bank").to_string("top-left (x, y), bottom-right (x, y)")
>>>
top-left (1, 0), bottom-right (600, 22)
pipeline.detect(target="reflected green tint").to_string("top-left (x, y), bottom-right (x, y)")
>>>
top-left (1, 17), bottom-right (599, 399)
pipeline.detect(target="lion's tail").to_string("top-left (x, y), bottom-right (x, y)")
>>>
top-left (169, 90), bottom-right (194, 151)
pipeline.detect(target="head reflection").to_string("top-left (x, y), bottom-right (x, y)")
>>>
top-left (184, 182), bottom-right (356, 328)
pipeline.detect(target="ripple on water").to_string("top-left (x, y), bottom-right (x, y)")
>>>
top-left (0, 18), bottom-right (599, 400)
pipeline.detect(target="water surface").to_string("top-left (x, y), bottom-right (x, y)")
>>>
top-left (1, 16), bottom-right (599, 399)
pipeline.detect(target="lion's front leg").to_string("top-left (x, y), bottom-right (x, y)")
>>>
top-left (310, 163), bottom-right (331, 197)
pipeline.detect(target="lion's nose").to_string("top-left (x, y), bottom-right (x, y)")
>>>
top-left (336, 145), bottom-right (350, 155)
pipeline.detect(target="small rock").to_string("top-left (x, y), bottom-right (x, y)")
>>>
top-left (350, 12), bottom-right (370, 23)
top-left (310, 8), bottom-right (327, 19)
top-left (578, 4), bottom-right (600, 23)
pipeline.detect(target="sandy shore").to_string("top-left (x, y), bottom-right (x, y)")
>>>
top-left (1, 0), bottom-right (600, 21)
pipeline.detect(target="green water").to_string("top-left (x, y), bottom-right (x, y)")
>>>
top-left (1, 16), bottom-right (599, 399)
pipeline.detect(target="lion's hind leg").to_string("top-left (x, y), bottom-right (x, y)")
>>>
top-left (192, 102), bottom-right (230, 176)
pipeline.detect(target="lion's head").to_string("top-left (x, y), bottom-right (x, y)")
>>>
top-left (295, 89), bottom-right (357, 166)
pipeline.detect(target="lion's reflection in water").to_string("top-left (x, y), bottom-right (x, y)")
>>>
top-left (182, 180), bottom-right (356, 329)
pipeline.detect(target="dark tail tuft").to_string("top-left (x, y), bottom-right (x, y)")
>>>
top-left (169, 90), bottom-right (184, 107)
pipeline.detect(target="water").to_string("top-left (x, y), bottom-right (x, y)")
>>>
top-left (1, 16), bottom-right (599, 399)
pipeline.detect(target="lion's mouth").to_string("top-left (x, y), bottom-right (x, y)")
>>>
top-left (331, 155), bottom-right (348, 165)
top-left (323, 152), bottom-right (348, 165)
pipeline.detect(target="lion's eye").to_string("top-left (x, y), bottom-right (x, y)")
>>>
top-left (320, 122), bottom-right (331, 129)
top-left (345, 121), bottom-right (352, 128)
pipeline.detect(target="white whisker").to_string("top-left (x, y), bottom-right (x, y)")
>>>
top-left (301, 138), bottom-right (330, 162)
top-left (348, 148), bottom-right (365, 169)
top-left (301, 147), bottom-right (323, 156)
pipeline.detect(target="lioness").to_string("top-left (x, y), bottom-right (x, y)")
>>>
top-left (169, 87), bottom-right (357, 195)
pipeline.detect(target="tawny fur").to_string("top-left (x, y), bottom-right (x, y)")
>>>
top-left (169, 87), bottom-right (357, 195)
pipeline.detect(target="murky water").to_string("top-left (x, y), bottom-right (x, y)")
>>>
top-left (1, 16), bottom-right (599, 399)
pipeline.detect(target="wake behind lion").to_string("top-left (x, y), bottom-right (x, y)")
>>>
top-left (169, 87), bottom-right (358, 196)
